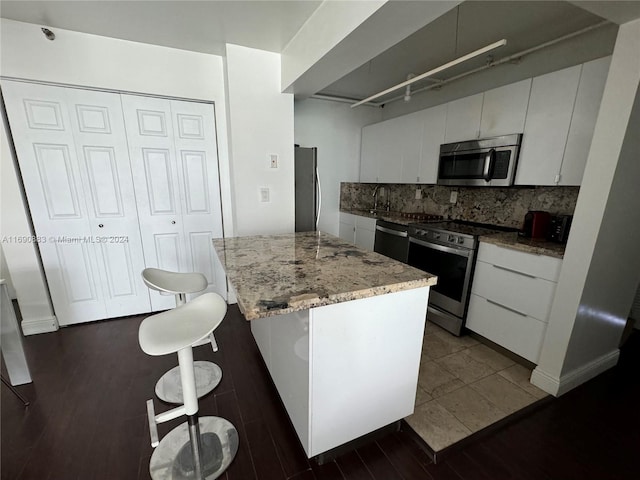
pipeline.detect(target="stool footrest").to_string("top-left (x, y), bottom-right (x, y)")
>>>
top-left (155, 405), bottom-right (187, 424)
top-left (146, 399), bottom-right (159, 448)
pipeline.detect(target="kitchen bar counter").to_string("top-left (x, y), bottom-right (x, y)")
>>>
top-left (212, 231), bottom-right (436, 459)
top-left (480, 231), bottom-right (566, 258)
top-left (212, 231), bottom-right (436, 320)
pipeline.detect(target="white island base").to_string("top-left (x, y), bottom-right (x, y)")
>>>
top-left (250, 287), bottom-right (430, 458)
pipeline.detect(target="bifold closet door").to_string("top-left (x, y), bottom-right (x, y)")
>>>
top-left (121, 95), bottom-right (226, 311)
top-left (2, 81), bottom-right (151, 325)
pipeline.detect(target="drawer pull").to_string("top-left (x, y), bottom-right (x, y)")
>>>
top-left (492, 264), bottom-right (536, 278)
top-left (486, 298), bottom-right (528, 317)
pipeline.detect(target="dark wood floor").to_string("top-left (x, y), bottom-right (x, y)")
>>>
top-left (2, 305), bottom-right (639, 480)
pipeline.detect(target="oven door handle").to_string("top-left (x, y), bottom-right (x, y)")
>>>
top-left (409, 237), bottom-right (472, 257)
top-left (376, 225), bottom-right (408, 237)
top-left (483, 148), bottom-right (496, 182)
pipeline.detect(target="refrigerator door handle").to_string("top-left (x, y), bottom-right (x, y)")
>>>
top-left (315, 166), bottom-right (322, 230)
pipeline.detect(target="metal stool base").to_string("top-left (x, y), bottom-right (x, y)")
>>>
top-left (155, 361), bottom-right (222, 404)
top-left (149, 416), bottom-right (239, 480)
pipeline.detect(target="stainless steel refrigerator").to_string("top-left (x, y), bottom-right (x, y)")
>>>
top-left (294, 146), bottom-right (321, 232)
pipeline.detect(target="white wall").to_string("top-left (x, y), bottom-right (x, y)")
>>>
top-left (532, 18), bottom-right (640, 396)
top-left (381, 23), bottom-right (618, 120)
top-left (224, 44), bottom-right (295, 236)
top-left (0, 19), bottom-right (234, 331)
top-left (294, 98), bottom-right (382, 235)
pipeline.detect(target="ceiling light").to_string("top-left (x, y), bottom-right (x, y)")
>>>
top-left (351, 39), bottom-right (507, 108)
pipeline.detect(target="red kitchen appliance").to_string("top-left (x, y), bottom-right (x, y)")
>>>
top-left (519, 211), bottom-right (551, 239)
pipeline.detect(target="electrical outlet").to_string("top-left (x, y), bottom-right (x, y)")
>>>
top-left (450, 191), bottom-right (458, 204)
top-left (269, 154), bottom-right (278, 168)
top-left (260, 187), bottom-right (270, 203)
top-left (415, 188), bottom-right (422, 200)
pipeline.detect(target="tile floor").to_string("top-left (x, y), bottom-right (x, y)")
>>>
top-left (405, 320), bottom-right (548, 452)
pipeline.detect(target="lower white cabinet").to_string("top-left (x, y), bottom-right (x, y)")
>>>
top-left (466, 243), bottom-right (562, 363)
top-left (338, 213), bottom-right (376, 251)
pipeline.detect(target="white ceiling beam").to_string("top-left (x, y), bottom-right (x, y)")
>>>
top-left (281, 0), bottom-right (461, 99)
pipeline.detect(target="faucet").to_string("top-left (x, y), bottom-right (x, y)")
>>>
top-left (372, 184), bottom-right (381, 212)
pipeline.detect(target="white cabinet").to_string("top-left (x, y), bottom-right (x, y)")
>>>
top-left (360, 105), bottom-right (446, 184)
top-left (444, 93), bottom-right (483, 143)
top-left (338, 213), bottom-right (376, 251)
top-left (466, 243), bottom-right (562, 363)
top-left (516, 65), bottom-right (582, 185)
top-left (444, 80), bottom-right (531, 144)
top-left (360, 120), bottom-right (400, 183)
top-left (338, 213), bottom-right (356, 243)
top-left (418, 104), bottom-right (447, 184)
top-left (516, 58), bottom-right (610, 186)
top-left (480, 79), bottom-right (532, 138)
top-left (558, 56), bottom-right (611, 185)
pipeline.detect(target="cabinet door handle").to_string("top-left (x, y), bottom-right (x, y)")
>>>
top-left (492, 264), bottom-right (536, 278)
top-left (486, 298), bottom-right (528, 317)
top-left (171, 220), bottom-right (176, 225)
top-left (98, 224), bottom-right (104, 228)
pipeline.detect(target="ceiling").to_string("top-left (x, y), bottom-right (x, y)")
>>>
top-left (1, 1), bottom-right (637, 102)
top-left (319, 1), bottom-right (612, 102)
top-left (0, 0), bottom-right (322, 56)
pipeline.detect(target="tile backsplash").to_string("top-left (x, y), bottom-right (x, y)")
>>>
top-left (340, 183), bottom-right (579, 229)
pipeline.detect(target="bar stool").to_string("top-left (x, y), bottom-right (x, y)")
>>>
top-left (139, 293), bottom-right (238, 480)
top-left (142, 268), bottom-right (223, 404)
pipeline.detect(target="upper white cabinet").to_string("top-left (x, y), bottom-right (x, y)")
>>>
top-left (444, 93), bottom-right (483, 143)
top-left (360, 56), bottom-right (609, 187)
top-left (558, 56), bottom-right (611, 185)
top-left (360, 120), bottom-right (400, 183)
top-left (418, 104), bottom-right (447, 184)
top-left (360, 105), bottom-right (445, 184)
top-left (516, 57), bottom-right (610, 186)
top-left (515, 65), bottom-right (582, 185)
top-left (480, 79), bottom-right (532, 138)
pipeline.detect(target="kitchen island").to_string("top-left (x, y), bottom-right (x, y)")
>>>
top-left (212, 231), bottom-right (437, 458)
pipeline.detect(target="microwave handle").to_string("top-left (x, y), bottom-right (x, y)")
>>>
top-left (482, 148), bottom-right (496, 182)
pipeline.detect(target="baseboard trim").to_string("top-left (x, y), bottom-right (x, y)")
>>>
top-left (532, 349), bottom-right (620, 397)
top-left (21, 315), bottom-right (59, 335)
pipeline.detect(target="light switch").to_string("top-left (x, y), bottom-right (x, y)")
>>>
top-left (269, 154), bottom-right (278, 169)
top-left (450, 191), bottom-right (458, 204)
top-left (260, 187), bottom-right (270, 203)
top-left (415, 188), bottom-right (422, 200)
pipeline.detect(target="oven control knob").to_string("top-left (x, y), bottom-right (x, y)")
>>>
top-left (457, 237), bottom-right (465, 244)
top-left (448, 234), bottom-right (455, 242)
top-left (434, 233), bottom-right (440, 239)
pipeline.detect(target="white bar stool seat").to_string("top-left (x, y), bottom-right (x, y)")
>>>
top-left (139, 293), bottom-right (238, 480)
top-left (142, 268), bottom-right (223, 404)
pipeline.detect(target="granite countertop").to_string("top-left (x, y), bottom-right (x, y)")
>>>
top-left (480, 232), bottom-right (566, 259)
top-left (212, 231), bottom-right (437, 320)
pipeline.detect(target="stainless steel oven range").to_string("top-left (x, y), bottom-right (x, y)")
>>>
top-left (407, 221), bottom-right (507, 336)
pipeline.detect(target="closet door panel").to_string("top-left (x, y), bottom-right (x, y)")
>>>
top-left (121, 95), bottom-right (187, 311)
top-left (2, 81), bottom-right (108, 324)
top-left (170, 100), bottom-right (226, 300)
top-left (66, 88), bottom-right (151, 317)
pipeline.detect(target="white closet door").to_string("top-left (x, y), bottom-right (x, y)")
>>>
top-left (2, 81), bottom-right (107, 324)
top-left (65, 88), bottom-right (151, 317)
top-left (121, 95), bottom-right (187, 310)
top-left (169, 100), bottom-right (226, 300)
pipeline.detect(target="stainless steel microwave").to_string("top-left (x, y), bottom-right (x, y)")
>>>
top-left (437, 134), bottom-right (522, 187)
